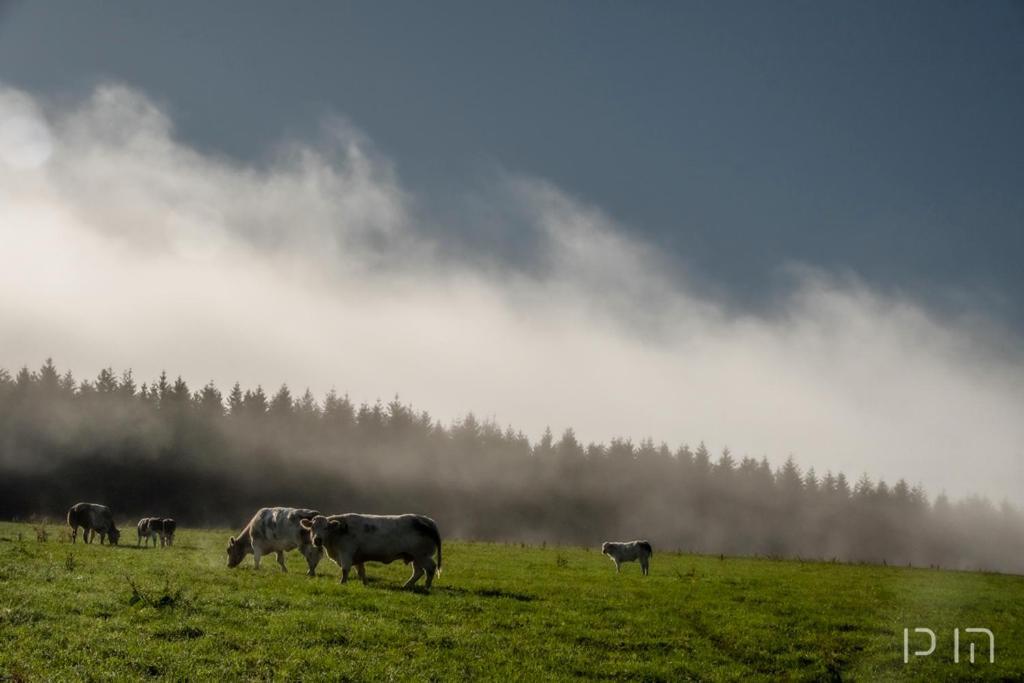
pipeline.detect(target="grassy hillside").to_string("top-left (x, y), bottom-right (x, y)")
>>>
top-left (0, 522), bottom-right (1021, 681)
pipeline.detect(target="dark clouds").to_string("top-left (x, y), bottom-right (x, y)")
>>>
top-left (1, 2), bottom-right (1023, 324)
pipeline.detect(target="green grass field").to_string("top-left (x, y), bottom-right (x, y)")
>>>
top-left (0, 522), bottom-right (1021, 681)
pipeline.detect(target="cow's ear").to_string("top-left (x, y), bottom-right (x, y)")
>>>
top-left (299, 518), bottom-right (312, 530)
top-left (229, 536), bottom-right (236, 545)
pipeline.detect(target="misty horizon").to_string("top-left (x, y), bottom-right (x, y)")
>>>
top-left (0, 357), bottom-right (1017, 513)
top-left (3, 356), bottom-right (1022, 574)
top-left (3, 82), bottom-right (1023, 504)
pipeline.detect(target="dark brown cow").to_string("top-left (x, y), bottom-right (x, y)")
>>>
top-left (68, 503), bottom-right (120, 545)
top-left (162, 518), bottom-right (177, 546)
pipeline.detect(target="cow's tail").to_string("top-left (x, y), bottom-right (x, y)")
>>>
top-left (415, 516), bottom-right (442, 576)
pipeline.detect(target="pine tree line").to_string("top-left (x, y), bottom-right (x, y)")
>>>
top-left (1, 359), bottom-right (1021, 572)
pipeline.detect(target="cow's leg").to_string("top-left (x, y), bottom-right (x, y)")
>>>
top-left (614, 560), bottom-right (621, 573)
top-left (422, 557), bottom-right (437, 590)
top-left (71, 526), bottom-right (77, 544)
top-left (404, 562), bottom-right (425, 589)
top-left (356, 563), bottom-right (367, 585)
top-left (84, 529), bottom-right (91, 544)
top-left (276, 551), bottom-right (287, 572)
top-left (303, 547), bottom-right (319, 577)
top-left (340, 561), bottom-right (352, 584)
top-left (252, 547), bottom-right (263, 569)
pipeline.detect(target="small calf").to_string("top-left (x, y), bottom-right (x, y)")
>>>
top-left (601, 540), bottom-right (652, 575)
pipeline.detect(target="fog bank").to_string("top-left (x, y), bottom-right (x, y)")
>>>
top-left (1, 83), bottom-right (1021, 503)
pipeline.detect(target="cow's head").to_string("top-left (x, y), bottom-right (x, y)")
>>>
top-left (299, 515), bottom-right (346, 550)
top-left (108, 527), bottom-right (120, 545)
top-left (226, 536), bottom-right (247, 568)
top-left (601, 542), bottom-right (610, 555)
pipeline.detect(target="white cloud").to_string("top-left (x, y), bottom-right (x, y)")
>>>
top-left (1, 83), bottom-right (1021, 502)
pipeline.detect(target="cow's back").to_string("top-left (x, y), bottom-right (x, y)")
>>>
top-left (69, 503), bottom-right (110, 530)
top-left (341, 513), bottom-right (439, 557)
top-left (250, 507), bottom-right (319, 553)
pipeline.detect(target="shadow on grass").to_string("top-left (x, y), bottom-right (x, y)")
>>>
top-left (308, 574), bottom-right (534, 600)
top-left (436, 585), bottom-right (536, 601)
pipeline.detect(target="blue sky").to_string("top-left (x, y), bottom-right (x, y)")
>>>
top-left (1, 2), bottom-right (1022, 500)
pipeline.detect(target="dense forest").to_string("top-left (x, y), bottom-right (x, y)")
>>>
top-left (1, 359), bottom-right (1021, 573)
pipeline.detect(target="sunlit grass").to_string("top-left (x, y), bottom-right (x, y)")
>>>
top-left (0, 522), bottom-right (1021, 680)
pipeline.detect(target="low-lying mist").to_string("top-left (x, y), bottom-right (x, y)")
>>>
top-left (1, 81), bottom-right (1022, 509)
top-left (1, 360), bottom-right (1022, 573)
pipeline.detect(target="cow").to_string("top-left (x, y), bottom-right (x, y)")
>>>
top-left (136, 517), bottom-right (170, 547)
top-left (67, 503), bottom-right (120, 545)
top-left (226, 507), bottom-right (322, 576)
top-left (137, 517), bottom-right (159, 547)
top-left (601, 540), bottom-right (652, 575)
top-left (162, 518), bottom-right (177, 546)
top-left (300, 513), bottom-right (442, 590)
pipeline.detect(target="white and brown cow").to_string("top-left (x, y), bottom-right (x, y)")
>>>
top-left (300, 513), bottom-right (442, 590)
top-left (137, 517), bottom-right (160, 547)
top-left (137, 517), bottom-right (175, 547)
top-left (226, 507), bottom-right (322, 575)
top-left (601, 540), bottom-right (652, 575)
top-left (67, 502), bottom-right (120, 545)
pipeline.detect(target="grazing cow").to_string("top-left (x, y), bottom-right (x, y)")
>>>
top-left (300, 513), bottom-right (442, 590)
top-left (67, 503), bottom-right (120, 545)
top-left (226, 507), bottom-right (322, 575)
top-left (162, 518), bottom-right (177, 546)
top-left (602, 540), bottom-right (652, 575)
